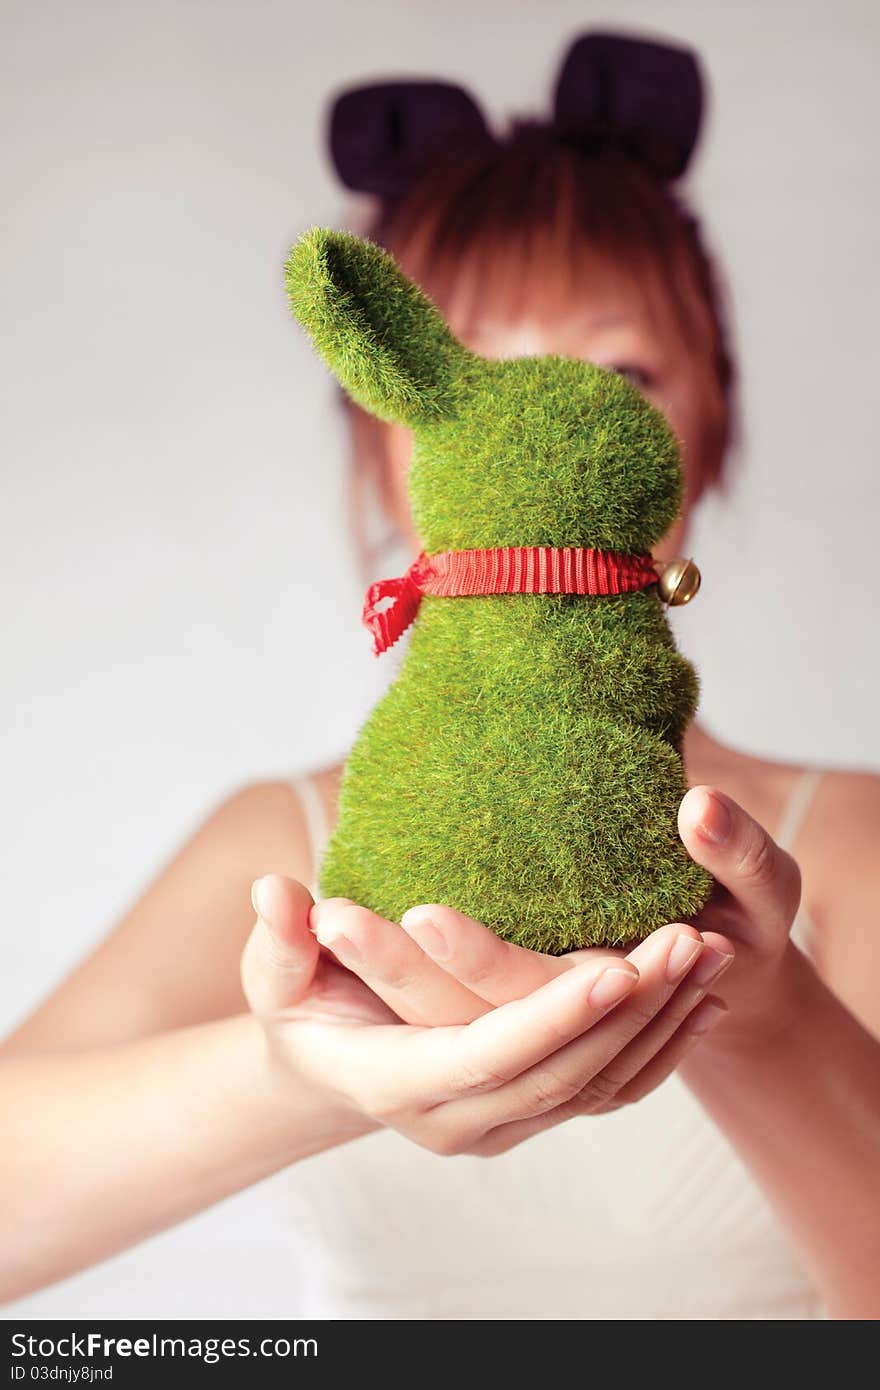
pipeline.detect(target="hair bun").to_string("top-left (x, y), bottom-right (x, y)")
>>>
top-left (552, 31), bottom-right (704, 180)
top-left (326, 29), bottom-right (706, 203)
top-left (328, 80), bottom-right (489, 200)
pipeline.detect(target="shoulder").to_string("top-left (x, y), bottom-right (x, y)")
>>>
top-left (797, 766), bottom-right (880, 909)
top-left (794, 766), bottom-right (880, 1037)
top-left (202, 777), bottom-right (308, 860)
top-left (155, 774), bottom-right (323, 925)
top-left (200, 766), bottom-right (344, 880)
top-left (210, 759), bottom-right (346, 868)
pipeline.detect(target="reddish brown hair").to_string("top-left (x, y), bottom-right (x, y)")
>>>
top-left (338, 120), bottom-right (738, 577)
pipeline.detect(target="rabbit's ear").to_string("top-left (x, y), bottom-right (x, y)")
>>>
top-left (284, 227), bottom-right (471, 426)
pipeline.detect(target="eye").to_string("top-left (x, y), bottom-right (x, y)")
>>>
top-left (608, 362), bottom-right (657, 390)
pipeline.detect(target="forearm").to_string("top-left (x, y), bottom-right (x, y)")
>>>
top-left (680, 946), bottom-right (880, 1319)
top-left (1, 1013), bottom-right (372, 1303)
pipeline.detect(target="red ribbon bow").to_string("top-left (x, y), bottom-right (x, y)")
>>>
top-left (362, 545), bottom-right (658, 656)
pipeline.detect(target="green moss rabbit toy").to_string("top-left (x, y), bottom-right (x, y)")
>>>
top-left (285, 226), bottom-right (713, 951)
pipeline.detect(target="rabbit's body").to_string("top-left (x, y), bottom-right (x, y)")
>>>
top-left (286, 227), bottom-right (714, 949)
top-left (319, 589), bottom-right (709, 951)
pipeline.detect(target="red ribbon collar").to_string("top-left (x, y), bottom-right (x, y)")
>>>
top-left (362, 545), bottom-right (658, 656)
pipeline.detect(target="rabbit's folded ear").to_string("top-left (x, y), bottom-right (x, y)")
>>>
top-left (284, 227), bottom-right (470, 426)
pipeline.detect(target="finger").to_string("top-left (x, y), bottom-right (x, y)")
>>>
top-left (440, 922), bottom-right (706, 1132)
top-left (288, 953), bottom-right (640, 1115)
top-left (611, 995), bottom-right (730, 1104)
top-left (678, 786), bottom-right (802, 943)
top-left (309, 899), bottom-right (489, 1025)
top-left (578, 940), bottom-right (735, 1107)
top-left (471, 996), bottom-right (729, 1155)
top-left (240, 875), bottom-right (319, 1017)
top-left (431, 926), bottom-right (733, 1153)
top-left (399, 903), bottom-right (576, 1005)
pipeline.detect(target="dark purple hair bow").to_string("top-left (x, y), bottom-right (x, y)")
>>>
top-left (327, 29), bottom-right (705, 200)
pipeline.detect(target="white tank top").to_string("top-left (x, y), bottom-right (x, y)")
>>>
top-left (283, 767), bottom-right (827, 1320)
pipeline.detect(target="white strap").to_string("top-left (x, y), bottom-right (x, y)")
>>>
top-left (790, 904), bottom-right (818, 959)
top-left (775, 768), bottom-right (823, 853)
top-left (288, 772), bottom-right (331, 875)
top-left (776, 768), bottom-right (824, 961)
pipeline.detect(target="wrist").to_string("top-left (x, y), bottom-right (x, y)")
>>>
top-left (684, 942), bottom-right (816, 1077)
top-left (256, 1018), bottom-right (380, 1153)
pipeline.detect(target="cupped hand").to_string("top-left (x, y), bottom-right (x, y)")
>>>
top-left (240, 875), bottom-right (726, 1156)
top-left (309, 784), bottom-right (803, 1065)
top-left (241, 787), bottom-right (801, 1155)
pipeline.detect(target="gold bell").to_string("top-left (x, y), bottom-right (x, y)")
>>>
top-left (657, 556), bottom-right (701, 606)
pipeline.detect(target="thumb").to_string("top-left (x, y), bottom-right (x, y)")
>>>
top-left (241, 874), bottom-right (320, 1017)
top-left (677, 785), bottom-right (802, 945)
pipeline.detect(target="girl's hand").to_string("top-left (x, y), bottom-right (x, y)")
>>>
top-left (241, 876), bottom-right (728, 1155)
top-left (675, 784), bottom-right (805, 1052)
top-left (308, 784), bottom-right (802, 1075)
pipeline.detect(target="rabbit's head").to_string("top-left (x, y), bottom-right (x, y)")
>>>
top-left (285, 228), bottom-right (682, 554)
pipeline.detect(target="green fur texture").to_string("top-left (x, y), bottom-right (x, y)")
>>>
top-left (284, 227), bottom-right (714, 951)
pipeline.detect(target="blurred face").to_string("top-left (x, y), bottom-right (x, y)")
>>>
top-left (378, 263), bottom-right (711, 562)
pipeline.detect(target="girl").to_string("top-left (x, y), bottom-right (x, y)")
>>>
top-left (3, 33), bottom-right (880, 1320)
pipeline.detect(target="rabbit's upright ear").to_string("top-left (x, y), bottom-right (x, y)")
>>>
top-left (284, 227), bottom-right (470, 426)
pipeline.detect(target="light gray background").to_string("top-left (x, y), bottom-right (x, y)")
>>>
top-left (2, 0), bottom-right (878, 1317)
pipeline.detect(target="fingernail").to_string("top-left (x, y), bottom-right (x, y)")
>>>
top-left (317, 932), bottom-right (363, 967)
top-left (689, 999), bottom-right (728, 1035)
top-left (589, 966), bottom-right (638, 1009)
top-left (308, 900), bottom-right (329, 934)
top-left (698, 791), bottom-right (731, 845)
top-left (666, 933), bottom-right (703, 983)
top-left (310, 898), bottom-right (355, 935)
top-left (251, 877), bottom-right (269, 921)
top-left (402, 915), bottom-right (449, 960)
top-left (690, 945), bottom-right (735, 988)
